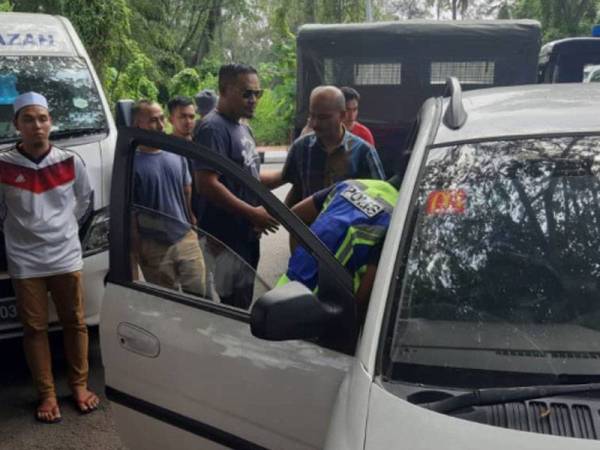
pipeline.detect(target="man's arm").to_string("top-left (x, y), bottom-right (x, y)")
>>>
top-left (260, 170), bottom-right (285, 190)
top-left (195, 170), bottom-right (278, 234)
top-left (284, 185), bottom-right (301, 208)
top-left (288, 194), bottom-right (321, 252)
top-left (362, 145), bottom-right (385, 180)
top-left (290, 195), bottom-right (320, 225)
top-left (183, 184), bottom-right (197, 227)
top-left (356, 264), bottom-right (377, 320)
top-left (73, 156), bottom-right (92, 220)
top-left (281, 142), bottom-right (302, 207)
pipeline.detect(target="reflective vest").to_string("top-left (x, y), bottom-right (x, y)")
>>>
top-left (278, 179), bottom-right (398, 293)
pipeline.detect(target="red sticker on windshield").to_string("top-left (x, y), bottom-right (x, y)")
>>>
top-left (426, 190), bottom-right (466, 215)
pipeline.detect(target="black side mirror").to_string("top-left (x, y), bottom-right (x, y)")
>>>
top-left (251, 282), bottom-right (342, 341)
top-left (115, 99), bottom-right (134, 128)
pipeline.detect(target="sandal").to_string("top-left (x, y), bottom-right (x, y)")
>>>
top-left (35, 397), bottom-right (62, 424)
top-left (73, 391), bottom-right (100, 415)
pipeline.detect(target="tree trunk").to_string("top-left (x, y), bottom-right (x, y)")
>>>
top-left (304, 0), bottom-right (316, 23)
top-left (191, 0), bottom-right (221, 67)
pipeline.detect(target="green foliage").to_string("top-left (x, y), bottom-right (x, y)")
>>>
top-left (13, 0), bottom-right (131, 82)
top-left (168, 68), bottom-right (201, 98)
top-left (513, 0), bottom-right (598, 41)
top-left (251, 3), bottom-right (297, 145)
top-left (252, 88), bottom-right (291, 145)
top-left (105, 45), bottom-right (158, 102)
top-left (0, 1), bottom-right (11, 11)
top-left (7, 0), bottom-right (390, 144)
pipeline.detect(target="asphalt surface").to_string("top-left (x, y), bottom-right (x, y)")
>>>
top-left (0, 329), bottom-right (126, 450)
top-left (0, 163), bottom-right (289, 450)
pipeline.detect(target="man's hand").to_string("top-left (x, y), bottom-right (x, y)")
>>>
top-left (249, 206), bottom-right (279, 235)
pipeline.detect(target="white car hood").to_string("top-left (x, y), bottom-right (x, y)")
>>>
top-left (364, 383), bottom-right (600, 450)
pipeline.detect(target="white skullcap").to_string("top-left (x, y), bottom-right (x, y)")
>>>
top-left (13, 92), bottom-right (48, 116)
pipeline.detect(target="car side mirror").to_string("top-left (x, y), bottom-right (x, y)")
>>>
top-left (115, 99), bottom-right (134, 128)
top-left (250, 282), bottom-right (342, 341)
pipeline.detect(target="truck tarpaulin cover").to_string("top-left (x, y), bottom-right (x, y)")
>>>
top-left (295, 20), bottom-right (541, 130)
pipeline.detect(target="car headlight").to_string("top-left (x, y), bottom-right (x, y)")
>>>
top-left (82, 207), bottom-right (109, 257)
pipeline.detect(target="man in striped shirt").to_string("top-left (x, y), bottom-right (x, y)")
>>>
top-left (0, 92), bottom-right (98, 423)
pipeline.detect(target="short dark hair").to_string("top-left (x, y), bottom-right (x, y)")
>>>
top-left (218, 63), bottom-right (258, 94)
top-left (340, 86), bottom-right (360, 103)
top-left (131, 99), bottom-right (154, 126)
top-left (167, 96), bottom-right (195, 115)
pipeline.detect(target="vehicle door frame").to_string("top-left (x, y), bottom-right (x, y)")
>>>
top-left (107, 126), bottom-right (357, 347)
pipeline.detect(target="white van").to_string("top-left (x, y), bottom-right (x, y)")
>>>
top-left (0, 12), bottom-right (114, 339)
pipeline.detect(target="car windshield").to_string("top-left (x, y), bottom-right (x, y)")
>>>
top-left (0, 56), bottom-right (106, 141)
top-left (386, 135), bottom-right (600, 388)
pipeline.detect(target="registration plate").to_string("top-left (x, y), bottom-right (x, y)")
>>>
top-left (0, 297), bottom-right (17, 324)
top-left (0, 279), bottom-right (17, 324)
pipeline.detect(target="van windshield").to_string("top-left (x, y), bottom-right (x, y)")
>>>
top-left (0, 56), bottom-right (106, 142)
top-left (387, 136), bottom-right (600, 389)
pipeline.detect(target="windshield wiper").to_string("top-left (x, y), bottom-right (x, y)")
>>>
top-left (50, 127), bottom-right (107, 139)
top-left (424, 382), bottom-right (600, 414)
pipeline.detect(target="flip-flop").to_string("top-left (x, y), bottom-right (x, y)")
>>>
top-left (35, 413), bottom-right (62, 424)
top-left (73, 393), bottom-right (100, 415)
top-left (35, 402), bottom-right (62, 424)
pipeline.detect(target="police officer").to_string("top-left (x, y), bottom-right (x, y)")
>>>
top-left (278, 176), bottom-right (401, 317)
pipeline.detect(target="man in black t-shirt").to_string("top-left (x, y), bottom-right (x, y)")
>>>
top-left (193, 63), bottom-right (281, 308)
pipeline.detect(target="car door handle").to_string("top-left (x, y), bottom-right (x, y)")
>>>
top-left (117, 322), bottom-right (160, 358)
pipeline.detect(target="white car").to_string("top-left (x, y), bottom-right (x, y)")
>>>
top-left (101, 80), bottom-right (600, 449)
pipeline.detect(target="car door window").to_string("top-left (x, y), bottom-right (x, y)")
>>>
top-left (112, 129), bottom-right (353, 318)
top-left (130, 204), bottom-right (272, 304)
top-left (129, 151), bottom-right (286, 312)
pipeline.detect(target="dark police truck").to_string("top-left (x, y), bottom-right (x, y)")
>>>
top-left (295, 20), bottom-right (542, 176)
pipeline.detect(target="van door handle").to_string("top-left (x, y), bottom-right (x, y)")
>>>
top-left (117, 322), bottom-right (160, 358)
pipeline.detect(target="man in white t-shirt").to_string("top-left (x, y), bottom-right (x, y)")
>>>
top-left (0, 92), bottom-right (98, 423)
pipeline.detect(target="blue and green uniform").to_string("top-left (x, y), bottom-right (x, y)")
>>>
top-left (278, 179), bottom-right (399, 293)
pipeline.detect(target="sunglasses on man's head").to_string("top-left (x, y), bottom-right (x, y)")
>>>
top-left (241, 89), bottom-right (264, 99)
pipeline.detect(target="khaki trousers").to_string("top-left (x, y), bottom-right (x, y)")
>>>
top-left (14, 271), bottom-right (88, 400)
top-left (139, 230), bottom-right (206, 297)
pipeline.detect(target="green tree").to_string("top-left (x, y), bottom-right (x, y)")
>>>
top-left (168, 68), bottom-right (201, 99)
top-left (12, 0), bottom-right (131, 81)
top-left (513, 0), bottom-right (598, 40)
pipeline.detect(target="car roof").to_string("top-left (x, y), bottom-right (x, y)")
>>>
top-left (433, 83), bottom-right (600, 145)
top-left (540, 37), bottom-right (600, 56)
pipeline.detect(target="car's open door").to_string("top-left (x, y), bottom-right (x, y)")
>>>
top-left (100, 128), bottom-right (356, 450)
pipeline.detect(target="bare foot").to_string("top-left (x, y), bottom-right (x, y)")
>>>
top-left (36, 397), bottom-right (62, 423)
top-left (72, 386), bottom-right (100, 414)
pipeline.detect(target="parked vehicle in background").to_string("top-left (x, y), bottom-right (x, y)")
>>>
top-left (584, 64), bottom-right (600, 82)
top-left (538, 37), bottom-right (600, 83)
top-left (0, 13), bottom-right (114, 339)
top-left (295, 20), bottom-right (542, 176)
top-left (101, 79), bottom-right (600, 449)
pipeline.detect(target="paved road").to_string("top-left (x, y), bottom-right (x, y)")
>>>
top-left (0, 329), bottom-right (126, 450)
top-left (0, 163), bottom-right (290, 450)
